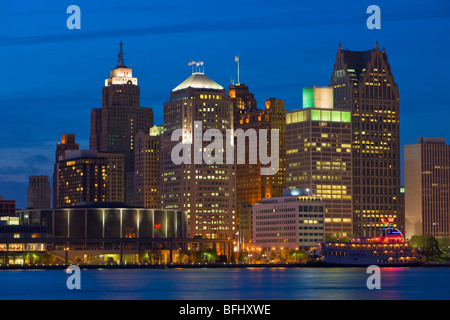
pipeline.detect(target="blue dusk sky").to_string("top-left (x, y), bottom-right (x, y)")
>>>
top-left (0, 0), bottom-right (449, 208)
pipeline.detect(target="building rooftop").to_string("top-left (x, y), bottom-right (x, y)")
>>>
top-left (341, 48), bottom-right (376, 76)
top-left (172, 72), bottom-right (224, 92)
top-left (418, 137), bottom-right (446, 145)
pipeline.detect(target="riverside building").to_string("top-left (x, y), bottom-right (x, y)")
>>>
top-left (252, 189), bottom-right (324, 250)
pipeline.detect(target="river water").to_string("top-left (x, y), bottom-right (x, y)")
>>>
top-left (0, 267), bottom-right (449, 300)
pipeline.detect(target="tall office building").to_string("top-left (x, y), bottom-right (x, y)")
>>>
top-left (330, 43), bottom-right (401, 236)
top-left (161, 71), bottom-right (236, 240)
top-left (90, 42), bottom-right (154, 205)
top-left (232, 92), bottom-right (286, 245)
top-left (405, 138), bottom-right (450, 238)
top-left (53, 134), bottom-right (79, 208)
top-left (286, 87), bottom-right (353, 237)
top-left (56, 150), bottom-right (107, 208)
top-left (234, 98), bottom-right (286, 203)
top-left (27, 176), bottom-right (51, 209)
top-left (135, 126), bottom-right (164, 209)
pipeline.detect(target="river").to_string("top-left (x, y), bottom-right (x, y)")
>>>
top-left (0, 267), bottom-right (449, 300)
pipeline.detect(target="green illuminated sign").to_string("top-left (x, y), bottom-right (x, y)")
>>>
top-left (303, 87), bottom-right (314, 109)
top-left (311, 110), bottom-right (321, 121)
top-left (287, 110), bottom-right (351, 124)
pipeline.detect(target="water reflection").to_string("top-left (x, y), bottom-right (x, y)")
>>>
top-left (0, 267), bottom-right (449, 300)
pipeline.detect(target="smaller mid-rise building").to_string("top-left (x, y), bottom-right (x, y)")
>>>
top-left (252, 189), bottom-right (324, 251)
top-left (57, 150), bottom-right (107, 208)
top-left (0, 197), bottom-right (16, 217)
top-left (27, 175), bottom-right (51, 209)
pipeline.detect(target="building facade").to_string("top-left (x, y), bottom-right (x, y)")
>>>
top-left (89, 42), bottom-right (154, 205)
top-left (228, 83), bottom-right (258, 118)
top-left (0, 197), bottom-right (16, 217)
top-left (235, 98), bottom-right (286, 206)
top-left (330, 43), bottom-right (402, 236)
top-left (405, 138), bottom-right (450, 238)
top-left (135, 126), bottom-right (164, 209)
top-left (286, 87), bottom-right (353, 237)
top-left (56, 150), bottom-right (107, 208)
top-left (53, 134), bottom-right (79, 208)
top-left (100, 153), bottom-right (125, 203)
top-left (27, 175), bottom-right (51, 209)
top-left (161, 71), bottom-right (236, 240)
top-left (252, 189), bottom-right (324, 250)
top-left (17, 205), bottom-right (187, 240)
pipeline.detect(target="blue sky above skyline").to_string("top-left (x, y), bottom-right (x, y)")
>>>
top-left (1, 0), bottom-right (449, 208)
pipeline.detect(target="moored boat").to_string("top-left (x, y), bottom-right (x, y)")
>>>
top-left (316, 219), bottom-right (425, 267)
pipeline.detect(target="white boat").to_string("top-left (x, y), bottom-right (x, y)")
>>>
top-left (316, 225), bottom-right (425, 267)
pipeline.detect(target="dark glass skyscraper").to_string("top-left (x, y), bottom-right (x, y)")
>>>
top-left (330, 43), bottom-right (402, 237)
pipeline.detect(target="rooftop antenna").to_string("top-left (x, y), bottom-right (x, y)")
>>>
top-left (117, 41), bottom-right (125, 68)
top-left (235, 54), bottom-right (240, 85)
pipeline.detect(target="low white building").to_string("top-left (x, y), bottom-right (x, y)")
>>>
top-left (252, 189), bottom-right (325, 251)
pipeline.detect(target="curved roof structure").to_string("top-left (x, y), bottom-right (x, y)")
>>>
top-left (172, 72), bottom-right (224, 92)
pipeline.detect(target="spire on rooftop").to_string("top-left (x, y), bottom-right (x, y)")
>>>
top-left (117, 41), bottom-right (126, 68)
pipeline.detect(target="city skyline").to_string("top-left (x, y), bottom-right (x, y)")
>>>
top-left (1, 0), bottom-right (450, 208)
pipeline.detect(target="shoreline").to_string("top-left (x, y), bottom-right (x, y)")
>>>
top-left (1, 262), bottom-right (449, 270)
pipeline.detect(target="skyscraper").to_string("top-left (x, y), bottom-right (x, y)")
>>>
top-left (405, 138), bottom-right (450, 238)
top-left (161, 71), bottom-right (236, 240)
top-left (135, 126), bottom-right (164, 209)
top-left (27, 176), bottom-right (51, 209)
top-left (90, 42), bottom-right (154, 205)
top-left (330, 43), bottom-right (401, 236)
top-left (53, 134), bottom-right (79, 208)
top-left (232, 91), bottom-right (286, 245)
top-left (286, 87), bottom-right (353, 237)
top-left (234, 98), bottom-right (286, 204)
